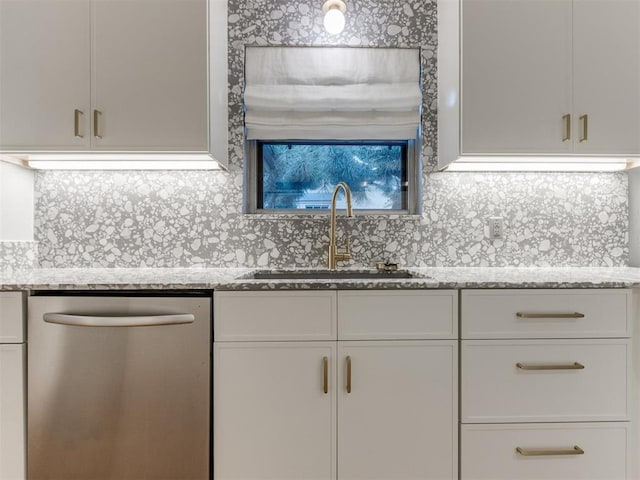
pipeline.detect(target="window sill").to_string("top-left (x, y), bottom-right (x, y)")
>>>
top-left (244, 211), bottom-right (423, 220)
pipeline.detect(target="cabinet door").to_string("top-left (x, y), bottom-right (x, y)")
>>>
top-left (573, 0), bottom-right (640, 154)
top-left (214, 342), bottom-right (336, 480)
top-left (91, 0), bottom-right (207, 151)
top-left (338, 341), bottom-right (457, 480)
top-left (0, 0), bottom-right (90, 150)
top-left (0, 344), bottom-right (25, 480)
top-left (461, 0), bottom-right (573, 154)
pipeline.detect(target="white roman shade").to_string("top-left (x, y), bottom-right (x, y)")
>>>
top-left (244, 46), bottom-right (422, 141)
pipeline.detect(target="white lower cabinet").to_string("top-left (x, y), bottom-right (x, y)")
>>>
top-left (0, 344), bottom-right (25, 480)
top-left (214, 288), bottom-right (631, 480)
top-left (461, 289), bottom-right (632, 480)
top-left (462, 423), bottom-right (629, 480)
top-left (213, 290), bottom-right (458, 480)
top-left (0, 292), bottom-right (25, 480)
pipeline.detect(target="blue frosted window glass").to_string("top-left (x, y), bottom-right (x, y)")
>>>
top-left (258, 142), bottom-right (407, 211)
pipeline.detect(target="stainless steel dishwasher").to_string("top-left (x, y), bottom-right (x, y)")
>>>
top-left (27, 292), bottom-right (211, 480)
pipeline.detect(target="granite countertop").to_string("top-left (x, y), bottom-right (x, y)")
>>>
top-left (3, 266), bottom-right (640, 290)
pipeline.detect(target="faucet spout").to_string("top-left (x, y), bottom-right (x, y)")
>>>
top-left (328, 182), bottom-right (353, 270)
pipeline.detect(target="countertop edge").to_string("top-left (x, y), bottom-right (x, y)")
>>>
top-left (3, 267), bottom-right (640, 290)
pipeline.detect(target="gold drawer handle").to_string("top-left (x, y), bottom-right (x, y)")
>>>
top-left (516, 312), bottom-right (584, 319)
top-left (346, 356), bottom-right (352, 394)
top-left (322, 356), bottom-right (328, 394)
top-left (516, 362), bottom-right (585, 371)
top-left (516, 445), bottom-right (585, 456)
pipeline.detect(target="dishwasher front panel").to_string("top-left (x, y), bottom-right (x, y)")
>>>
top-left (27, 295), bottom-right (211, 480)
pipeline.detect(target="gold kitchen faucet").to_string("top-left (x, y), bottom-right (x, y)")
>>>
top-left (328, 182), bottom-right (354, 269)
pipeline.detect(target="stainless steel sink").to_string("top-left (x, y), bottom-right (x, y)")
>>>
top-left (250, 269), bottom-right (415, 280)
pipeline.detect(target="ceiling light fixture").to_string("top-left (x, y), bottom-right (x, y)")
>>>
top-left (322, 0), bottom-right (347, 35)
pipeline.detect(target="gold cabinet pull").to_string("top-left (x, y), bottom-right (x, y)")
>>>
top-left (74, 109), bottom-right (84, 138)
top-left (93, 109), bottom-right (103, 139)
top-left (322, 356), bottom-right (328, 394)
top-left (580, 114), bottom-right (588, 142)
top-left (562, 114), bottom-right (571, 142)
top-left (346, 356), bottom-right (352, 394)
top-left (516, 312), bottom-right (584, 319)
top-left (516, 445), bottom-right (585, 456)
top-left (516, 362), bottom-right (585, 371)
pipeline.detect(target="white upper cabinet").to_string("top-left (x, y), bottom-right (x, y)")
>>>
top-left (0, 0), bottom-right (91, 150)
top-left (573, 0), bottom-right (640, 154)
top-left (440, 0), bottom-right (640, 167)
top-left (91, 0), bottom-right (207, 151)
top-left (0, 0), bottom-right (228, 167)
top-left (461, 0), bottom-right (573, 155)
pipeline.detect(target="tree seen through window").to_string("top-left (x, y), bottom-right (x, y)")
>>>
top-left (259, 142), bottom-right (407, 210)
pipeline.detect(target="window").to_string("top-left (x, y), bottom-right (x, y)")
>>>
top-left (246, 140), bottom-right (420, 214)
top-left (243, 46), bottom-right (423, 214)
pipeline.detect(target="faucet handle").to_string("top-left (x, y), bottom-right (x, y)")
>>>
top-left (335, 251), bottom-right (351, 262)
top-left (376, 260), bottom-right (399, 272)
top-left (336, 239), bottom-right (352, 262)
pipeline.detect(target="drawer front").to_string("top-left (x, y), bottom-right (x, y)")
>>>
top-left (462, 289), bottom-right (631, 339)
top-left (214, 291), bottom-right (337, 341)
top-left (0, 292), bottom-right (25, 343)
top-left (462, 423), bottom-right (628, 480)
top-left (462, 339), bottom-right (629, 423)
top-left (338, 290), bottom-right (457, 340)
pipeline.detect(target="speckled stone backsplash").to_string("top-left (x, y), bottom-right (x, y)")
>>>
top-left (0, 241), bottom-right (37, 273)
top-left (34, 171), bottom-right (628, 268)
top-left (32, 0), bottom-right (629, 268)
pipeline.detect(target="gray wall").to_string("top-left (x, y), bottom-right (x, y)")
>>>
top-left (0, 162), bottom-right (34, 241)
top-left (0, 163), bottom-right (35, 273)
top-left (32, 0), bottom-right (629, 269)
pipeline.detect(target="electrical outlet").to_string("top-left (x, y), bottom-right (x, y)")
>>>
top-left (489, 217), bottom-right (504, 240)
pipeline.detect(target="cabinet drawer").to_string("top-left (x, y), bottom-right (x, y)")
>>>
top-left (0, 292), bottom-right (25, 343)
top-left (338, 290), bottom-right (457, 340)
top-left (462, 423), bottom-right (628, 480)
top-left (461, 289), bottom-right (631, 339)
top-left (214, 291), bottom-right (337, 341)
top-left (461, 339), bottom-right (629, 423)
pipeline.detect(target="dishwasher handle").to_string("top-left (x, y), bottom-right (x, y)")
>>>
top-left (43, 313), bottom-right (195, 327)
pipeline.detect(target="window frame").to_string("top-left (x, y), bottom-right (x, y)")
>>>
top-left (244, 138), bottom-right (422, 215)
